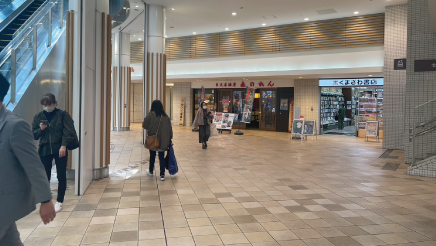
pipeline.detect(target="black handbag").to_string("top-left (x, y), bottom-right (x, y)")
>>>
top-left (62, 111), bottom-right (80, 150)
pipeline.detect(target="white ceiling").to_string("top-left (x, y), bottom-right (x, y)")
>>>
top-left (124, 0), bottom-right (406, 40)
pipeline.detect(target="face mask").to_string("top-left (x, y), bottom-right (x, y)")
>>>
top-left (44, 106), bottom-right (55, 113)
top-left (203, 106), bottom-right (207, 109)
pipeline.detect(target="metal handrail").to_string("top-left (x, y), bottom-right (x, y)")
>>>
top-left (12, 0), bottom-right (50, 38)
top-left (410, 96), bottom-right (436, 167)
top-left (415, 97), bottom-right (436, 109)
top-left (0, 0), bottom-right (52, 63)
top-left (415, 125), bottom-right (436, 138)
top-left (415, 117), bottom-right (436, 128)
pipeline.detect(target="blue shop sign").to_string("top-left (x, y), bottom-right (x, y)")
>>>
top-left (319, 78), bottom-right (384, 87)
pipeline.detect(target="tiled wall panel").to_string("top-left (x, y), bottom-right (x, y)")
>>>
top-left (294, 79), bottom-right (320, 133)
top-left (383, 5), bottom-right (408, 150)
top-left (172, 82), bottom-right (193, 126)
top-left (405, 0), bottom-right (436, 163)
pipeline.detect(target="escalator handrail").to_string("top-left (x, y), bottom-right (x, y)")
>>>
top-left (0, 0), bottom-right (33, 32)
top-left (13, 0), bottom-right (51, 39)
top-left (0, 1), bottom-right (53, 65)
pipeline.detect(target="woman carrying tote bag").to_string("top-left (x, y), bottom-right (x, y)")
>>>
top-left (143, 100), bottom-right (173, 181)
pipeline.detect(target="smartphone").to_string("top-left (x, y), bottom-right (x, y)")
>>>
top-left (40, 120), bottom-right (49, 126)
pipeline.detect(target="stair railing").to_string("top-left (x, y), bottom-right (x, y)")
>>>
top-left (409, 97), bottom-right (436, 166)
top-left (0, 0), bottom-right (67, 109)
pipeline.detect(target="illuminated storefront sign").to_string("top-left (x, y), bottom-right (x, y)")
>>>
top-left (319, 78), bottom-right (384, 87)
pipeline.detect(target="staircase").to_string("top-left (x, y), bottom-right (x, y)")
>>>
top-left (408, 98), bottom-right (436, 177)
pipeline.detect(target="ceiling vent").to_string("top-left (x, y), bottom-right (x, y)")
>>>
top-left (317, 9), bottom-right (337, 15)
top-left (262, 15), bottom-right (277, 19)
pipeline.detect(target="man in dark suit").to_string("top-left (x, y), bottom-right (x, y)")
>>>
top-left (0, 75), bottom-right (56, 245)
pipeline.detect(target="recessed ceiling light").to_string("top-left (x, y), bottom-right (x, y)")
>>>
top-left (135, 5), bottom-right (139, 8)
top-left (368, 75), bottom-right (373, 77)
top-left (299, 77), bottom-right (303, 78)
top-left (262, 23), bottom-right (266, 26)
top-left (225, 28), bottom-right (229, 31)
top-left (123, 7), bottom-right (126, 9)
top-left (171, 8), bottom-right (175, 11)
top-left (193, 32), bottom-right (196, 34)
top-left (354, 11), bottom-right (359, 14)
top-left (232, 12), bottom-right (237, 16)
top-left (304, 18), bottom-right (309, 21)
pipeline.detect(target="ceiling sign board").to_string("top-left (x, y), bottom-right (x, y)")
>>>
top-left (319, 78), bottom-right (384, 87)
top-left (414, 60), bottom-right (436, 72)
top-left (394, 59), bottom-right (406, 70)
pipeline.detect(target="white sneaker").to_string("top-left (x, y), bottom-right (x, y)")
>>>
top-left (160, 175), bottom-right (165, 181)
top-left (146, 169), bottom-right (153, 176)
top-left (54, 202), bottom-right (63, 213)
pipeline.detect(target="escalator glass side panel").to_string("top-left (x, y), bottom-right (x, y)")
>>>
top-left (0, 0), bottom-right (27, 24)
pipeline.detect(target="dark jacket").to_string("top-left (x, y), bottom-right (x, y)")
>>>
top-left (338, 107), bottom-right (346, 119)
top-left (32, 109), bottom-right (76, 156)
top-left (143, 112), bottom-right (173, 152)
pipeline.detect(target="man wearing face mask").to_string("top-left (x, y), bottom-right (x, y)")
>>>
top-left (32, 93), bottom-right (76, 213)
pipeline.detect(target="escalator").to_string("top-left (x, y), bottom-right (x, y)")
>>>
top-left (0, 0), bottom-right (47, 52)
top-left (0, 0), bottom-right (68, 116)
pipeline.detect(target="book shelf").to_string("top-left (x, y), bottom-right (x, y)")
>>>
top-left (320, 92), bottom-right (344, 125)
top-left (357, 88), bottom-right (383, 130)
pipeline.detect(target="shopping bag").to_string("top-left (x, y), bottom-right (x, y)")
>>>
top-left (210, 123), bottom-right (219, 136)
top-left (165, 144), bottom-right (178, 175)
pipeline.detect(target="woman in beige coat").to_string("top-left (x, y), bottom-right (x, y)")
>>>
top-left (193, 102), bottom-right (213, 149)
top-left (143, 100), bottom-right (173, 181)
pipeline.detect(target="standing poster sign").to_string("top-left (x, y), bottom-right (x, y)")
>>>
top-left (242, 87), bottom-right (255, 123)
top-left (303, 121), bottom-right (315, 135)
top-left (179, 98), bottom-right (186, 126)
top-left (291, 120), bottom-right (317, 141)
top-left (288, 99), bottom-right (294, 133)
top-left (292, 120), bottom-right (304, 139)
top-left (214, 113), bottom-right (237, 131)
top-left (365, 121), bottom-right (379, 142)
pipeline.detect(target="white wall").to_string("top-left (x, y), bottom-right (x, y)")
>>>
top-left (166, 46), bottom-right (384, 79)
top-left (70, 0), bottom-right (109, 195)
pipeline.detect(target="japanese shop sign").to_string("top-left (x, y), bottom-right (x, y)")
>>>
top-left (319, 78), bottom-right (384, 87)
top-left (214, 81), bottom-right (275, 88)
top-left (190, 80), bottom-right (294, 89)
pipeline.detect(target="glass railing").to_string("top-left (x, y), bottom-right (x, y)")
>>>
top-left (0, 0), bottom-right (27, 24)
top-left (0, 0), bottom-right (68, 110)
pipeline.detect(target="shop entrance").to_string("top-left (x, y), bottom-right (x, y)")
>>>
top-left (259, 89), bottom-right (277, 131)
top-left (320, 84), bottom-right (384, 137)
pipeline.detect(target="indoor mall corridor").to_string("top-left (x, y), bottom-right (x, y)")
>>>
top-left (16, 125), bottom-right (436, 246)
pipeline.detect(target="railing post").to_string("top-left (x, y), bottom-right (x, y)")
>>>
top-left (59, 0), bottom-right (64, 29)
top-left (10, 50), bottom-right (17, 104)
top-left (33, 26), bottom-right (37, 70)
top-left (48, 7), bottom-right (52, 47)
top-left (412, 121), bottom-right (416, 166)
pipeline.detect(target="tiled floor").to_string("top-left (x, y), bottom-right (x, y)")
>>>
top-left (17, 124), bottom-right (436, 246)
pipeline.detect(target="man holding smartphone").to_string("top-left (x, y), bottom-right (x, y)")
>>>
top-left (32, 93), bottom-right (76, 213)
top-left (0, 75), bottom-right (56, 245)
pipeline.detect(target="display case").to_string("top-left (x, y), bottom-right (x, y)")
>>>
top-left (357, 88), bottom-right (383, 130)
top-left (320, 92), bottom-right (345, 125)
